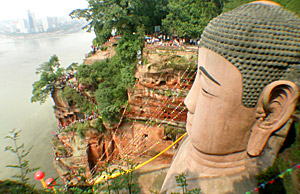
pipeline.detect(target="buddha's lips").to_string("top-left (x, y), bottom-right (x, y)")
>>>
top-left (186, 112), bottom-right (193, 131)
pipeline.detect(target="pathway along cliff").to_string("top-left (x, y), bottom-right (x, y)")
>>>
top-left (50, 38), bottom-right (198, 191)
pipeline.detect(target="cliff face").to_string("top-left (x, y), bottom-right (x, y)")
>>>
top-left (50, 42), bottom-right (197, 186)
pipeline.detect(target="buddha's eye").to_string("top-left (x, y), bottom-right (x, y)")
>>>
top-left (201, 87), bottom-right (216, 97)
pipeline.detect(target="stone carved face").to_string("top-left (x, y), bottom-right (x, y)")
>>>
top-left (161, 46), bottom-right (299, 193)
top-left (185, 47), bottom-right (299, 157)
top-left (185, 47), bottom-right (256, 155)
top-left (161, 2), bottom-right (300, 193)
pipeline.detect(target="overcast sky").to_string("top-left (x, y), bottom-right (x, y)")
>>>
top-left (0, 0), bottom-right (89, 21)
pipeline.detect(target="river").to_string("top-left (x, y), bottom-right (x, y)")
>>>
top-left (0, 30), bottom-right (95, 186)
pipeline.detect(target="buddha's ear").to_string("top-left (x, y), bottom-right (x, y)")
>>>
top-left (247, 80), bottom-right (299, 156)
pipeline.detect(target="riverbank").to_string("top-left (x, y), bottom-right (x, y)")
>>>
top-left (0, 24), bottom-right (85, 39)
top-left (0, 30), bottom-right (95, 188)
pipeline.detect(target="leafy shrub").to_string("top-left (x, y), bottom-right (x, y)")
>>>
top-left (173, 173), bottom-right (201, 194)
top-left (100, 46), bottom-right (108, 51)
top-left (5, 129), bottom-right (39, 186)
top-left (31, 55), bottom-right (65, 104)
top-left (0, 180), bottom-right (41, 194)
top-left (61, 86), bottom-right (95, 115)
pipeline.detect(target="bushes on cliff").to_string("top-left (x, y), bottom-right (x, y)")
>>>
top-left (31, 55), bottom-right (64, 104)
top-left (162, 0), bottom-right (224, 39)
top-left (70, 0), bottom-right (168, 45)
top-left (95, 34), bottom-right (143, 123)
top-left (61, 86), bottom-right (96, 115)
top-left (76, 122), bottom-right (90, 137)
top-left (74, 32), bottom-right (143, 123)
top-left (0, 180), bottom-right (41, 194)
top-left (223, 0), bottom-right (300, 15)
top-left (76, 63), bottom-right (104, 87)
top-left (256, 121), bottom-right (300, 193)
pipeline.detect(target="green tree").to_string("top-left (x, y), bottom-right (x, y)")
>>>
top-left (133, 0), bottom-right (169, 34)
top-left (119, 162), bottom-right (140, 194)
top-left (75, 64), bottom-right (95, 86)
top-left (162, 0), bottom-right (225, 38)
top-left (70, 0), bottom-right (169, 45)
top-left (285, 0), bottom-right (300, 15)
top-left (61, 86), bottom-right (96, 115)
top-left (70, 0), bottom-right (140, 44)
top-left (4, 129), bottom-right (39, 188)
top-left (66, 62), bottom-right (78, 72)
top-left (96, 79), bottom-right (127, 122)
top-left (31, 55), bottom-right (64, 104)
top-left (0, 180), bottom-right (41, 194)
top-left (224, 0), bottom-right (300, 15)
top-left (222, 0), bottom-right (251, 11)
top-left (173, 173), bottom-right (201, 194)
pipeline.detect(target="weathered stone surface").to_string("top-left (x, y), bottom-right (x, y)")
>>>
top-left (50, 43), bottom-right (197, 189)
top-left (162, 3), bottom-right (300, 194)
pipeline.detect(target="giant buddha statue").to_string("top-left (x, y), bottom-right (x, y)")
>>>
top-left (161, 1), bottom-right (300, 193)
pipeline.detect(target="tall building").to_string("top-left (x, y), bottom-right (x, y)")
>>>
top-left (23, 18), bottom-right (28, 29)
top-left (47, 16), bottom-right (58, 29)
top-left (42, 18), bottom-right (49, 32)
top-left (27, 10), bottom-right (36, 33)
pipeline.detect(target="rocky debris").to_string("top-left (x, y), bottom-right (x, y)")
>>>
top-left (84, 38), bottom-right (119, 65)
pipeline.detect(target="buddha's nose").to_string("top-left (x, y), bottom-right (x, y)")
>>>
top-left (184, 71), bottom-right (201, 114)
top-left (184, 94), bottom-right (196, 114)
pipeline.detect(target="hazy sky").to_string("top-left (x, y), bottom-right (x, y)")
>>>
top-left (0, 0), bottom-right (89, 21)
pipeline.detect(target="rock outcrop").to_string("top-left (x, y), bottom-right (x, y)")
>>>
top-left (50, 41), bottom-right (198, 188)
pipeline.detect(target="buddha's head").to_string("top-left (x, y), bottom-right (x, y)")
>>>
top-left (185, 1), bottom-right (300, 157)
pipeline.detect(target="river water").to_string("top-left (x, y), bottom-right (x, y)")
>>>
top-left (0, 30), bottom-right (95, 185)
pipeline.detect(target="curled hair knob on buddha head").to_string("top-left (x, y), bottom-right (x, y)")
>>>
top-left (200, 2), bottom-right (300, 108)
top-left (161, 2), bottom-right (300, 193)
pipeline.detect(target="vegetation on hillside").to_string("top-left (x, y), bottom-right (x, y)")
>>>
top-left (31, 55), bottom-right (64, 104)
top-left (22, 0), bottom-right (300, 193)
top-left (5, 129), bottom-right (39, 187)
top-left (257, 121), bottom-right (300, 194)
top-left (162, 0), bottom-right (225, 38)
top-left (32, 0), bottom-right (299, 123)
top-left (70, 0), bottom-right (169, 45)
top-left (223, 0), bottom-right (300, 15)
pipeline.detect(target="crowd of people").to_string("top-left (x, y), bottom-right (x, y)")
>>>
top-left (145, 35), bottom-right (200, 47)
top-left (58, 113), bottom-right (99, 132)
top-left (55, 71), bottom-right (100, 133)
top-left (58, 71), bottom-right (74, 83)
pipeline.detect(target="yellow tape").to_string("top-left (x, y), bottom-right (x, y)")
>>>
top-left (92, 132), bottom-right (187, 185)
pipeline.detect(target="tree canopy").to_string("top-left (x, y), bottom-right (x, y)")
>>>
top-left (71, 0), bottom-right (299, 43)
top-left (32, 0), bottom-right (300, 123)
top-left (31, 55), bottom-right (64, 104)
top-left (70, 0), bottom-right (168, 45)
top-left (162, 0), bottom-right (225, 39)
top-left (223, 0), bottom-right (300, 15)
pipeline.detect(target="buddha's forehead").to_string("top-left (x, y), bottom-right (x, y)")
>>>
top-left (200, 3), bottom-right (300, 108)
top-left (198, 47), bottom-right (243, 89)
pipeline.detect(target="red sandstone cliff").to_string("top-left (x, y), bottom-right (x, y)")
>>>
top-left (50, 41), bottom-right (197, 187)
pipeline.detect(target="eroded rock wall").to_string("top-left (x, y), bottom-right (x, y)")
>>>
top-left (50, 44), bottom-right (197, 187)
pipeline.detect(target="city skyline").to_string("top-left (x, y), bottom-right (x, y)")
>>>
top-left (0, 0), bottom-right (88, 21)
top-left (0, 9), bottom-right (86, 35)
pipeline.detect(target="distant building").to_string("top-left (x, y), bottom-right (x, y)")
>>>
top-left (47, 16), bottom-right (58, 29)
top-left (10, 20), bottom-right (26, 33)
top-left (28, 10), bottom-right (36, 33)
top-left (23, 19), bottom-right (28, 29)
top-left (42, 18), bottom-right (49, 32)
